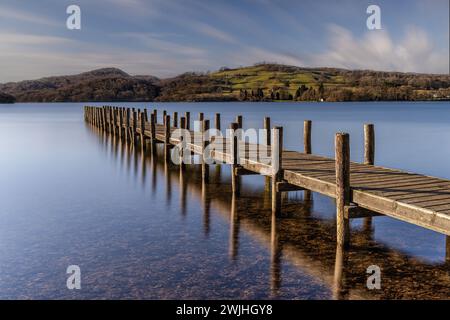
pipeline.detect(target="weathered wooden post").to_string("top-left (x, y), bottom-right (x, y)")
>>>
top-left (264, 117), bottom-right (271, 146)
top-left (215, 113), bottom-right (221, 131)
top-left (150, 113), bottom-right (156, 145)
top-left (180, 117), bottom-right (186, 171)
top-left (335, 133), bottom-right (350, 247)
top-left (272, 127), bottom-right (283, 216)
top-left (144, 108), bottom-right (148, 122)
top-left (131, 110), bottom-right (137, 146)
top-left (173, 112), bottom-right (178, 128)
top-left (107, 107), bottom-right (111, 133)
top-left (185, 112), bottom-right (191, 130)
top-left (236, 115), bottom-right (243, 129)
top-left (202, 119), bottom-right (210, 183)
top-left (264, 117), bottom-right (271, 192)
top-left (164, 114), bottom-right (171, 161)
top-left (118, 109), bottom-right (124, 139)
top-left (303, 120), bottom-right (313, 201)
top-left (112, 108), bottom-right (117, 137)
top-left (102, 107), bottom-right (107, 131)
top-left (362, 124), bottom-right (375, 230)
top-left (125, 108), bottom-right (130, 141)
top-left (230, 122), bottom-right (240, 195)
top-left (153, 109), bottom-right (158, 124)
top-left (197, 113), bottom-right (204, 133)
top-left (364, 124), bottom-right (375, 165)
top-left (304, 120), bottom-right (312, 154)
top-left (163, 110), bottom-right (167, 126)
top-left (140, 111), bottom-right (146, 152)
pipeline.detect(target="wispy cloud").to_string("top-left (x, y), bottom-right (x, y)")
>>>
top-left (0, 5), bottom-right (58, 26)
top-left (313, 25), bottom-right (448, 74)
top-left (190, 22), bottom-right (238, 44)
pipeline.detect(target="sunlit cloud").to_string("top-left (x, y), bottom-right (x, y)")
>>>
top-left (313, 25), bottom-right (448, 74)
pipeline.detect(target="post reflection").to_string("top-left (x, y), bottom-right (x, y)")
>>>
top-left (202, 179), bottom-right (211, 237)
top-left (270, 213), bottom-right (282, 297)
top-left (229, 193), bottom-right (240, 261)
top-left (89, 124), bottom-right (450, 300)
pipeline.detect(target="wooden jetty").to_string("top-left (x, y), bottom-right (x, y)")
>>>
top-left (84, 106), bottom-right (450, 247)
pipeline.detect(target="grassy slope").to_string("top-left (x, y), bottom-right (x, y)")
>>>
top-left (211, 65), bottom-right (344, 97)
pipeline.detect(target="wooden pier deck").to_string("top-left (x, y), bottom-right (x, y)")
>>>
top-left (84, 106), bottom-right (450, 246)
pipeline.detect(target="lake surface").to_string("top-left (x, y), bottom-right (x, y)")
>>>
top-left (0, 101), bottom-right (449, 299)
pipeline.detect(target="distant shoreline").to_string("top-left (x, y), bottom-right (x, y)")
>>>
top-left (1, 64), bottom-right (450, 104)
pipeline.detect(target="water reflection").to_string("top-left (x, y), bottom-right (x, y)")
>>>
top-left (88, 123), bottom-right (450, 300)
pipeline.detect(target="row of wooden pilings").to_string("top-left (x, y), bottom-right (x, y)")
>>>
top-left (84, 105), bottom-right (376, 247)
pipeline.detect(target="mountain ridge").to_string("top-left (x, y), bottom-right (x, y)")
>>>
top-left (1, 64), bottom-right (450, 103)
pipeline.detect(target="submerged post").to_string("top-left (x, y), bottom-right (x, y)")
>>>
top-left (271, 127), bottom-right (283, 216)
top-left (304, 120), bottom-right (312, 154)
top-left (335, 133), bottom-right (350, 247)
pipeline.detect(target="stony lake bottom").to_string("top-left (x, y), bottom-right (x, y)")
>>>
top-left (0, 101), bottom-right (449, 299)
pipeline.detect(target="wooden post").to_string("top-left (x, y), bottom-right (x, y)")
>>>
top-left (163, 110), bottom-right (167, 126)
top-left (125, 108), bottom-right (130, 141)
top-left (264, 117), bottom-right (271, 146)
top-left (364, 124), bottom-right (375, 165)
top-left (215, 113), bottom-right (221, 131)
top-left (150, 113), bottom-right (156, 144)
top-left (173, 112), bottom-right (178, 128)
top-left (144, 108), bottom-right (148, 122)
top-left (153, 109), bottom-right (158, 124)
top-left (119, 109), bottom-right (124, 139)
top-left (363, 124), bottom-right (375, 230)
top-left (107, 107), bottom-right (111, 133)
top-left (236, 115), bottom-right (243, 129)
top-left (112, 109), bottom-right (117, 137)
top-left (304, 120), bottom-right (312, 154)
top-left (202, 119), bottom-right (210, 183)
top-left (272, 127), bottom-right (283, 216)
top-left (199, 112), bottom-right (204, 122)
top-left (140, 112), bottom-right (146, 152)
top-left (230, 122), bottom-right (240, 195)
top-left (335, 133), bottom-right (350, 247)
top-left (164, 114), bottom-right (171, 161)
top-left (131, 110), bottom-right (137, 146)
top-left (180, 117), bottom-right (186, 171)
top-left (185, 112), bottom-right (190, 130)
top-left (264, 117), bottom-right (271, 192)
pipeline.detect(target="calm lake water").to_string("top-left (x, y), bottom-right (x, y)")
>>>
top-left (0, 101), bottom-right (449, 299)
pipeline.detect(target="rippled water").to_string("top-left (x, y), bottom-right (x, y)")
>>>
top-left (0, 102), bottom-right (449, 299)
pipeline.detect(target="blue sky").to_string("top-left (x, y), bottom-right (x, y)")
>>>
top-left (0, 0), bottom-right (448, 82)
